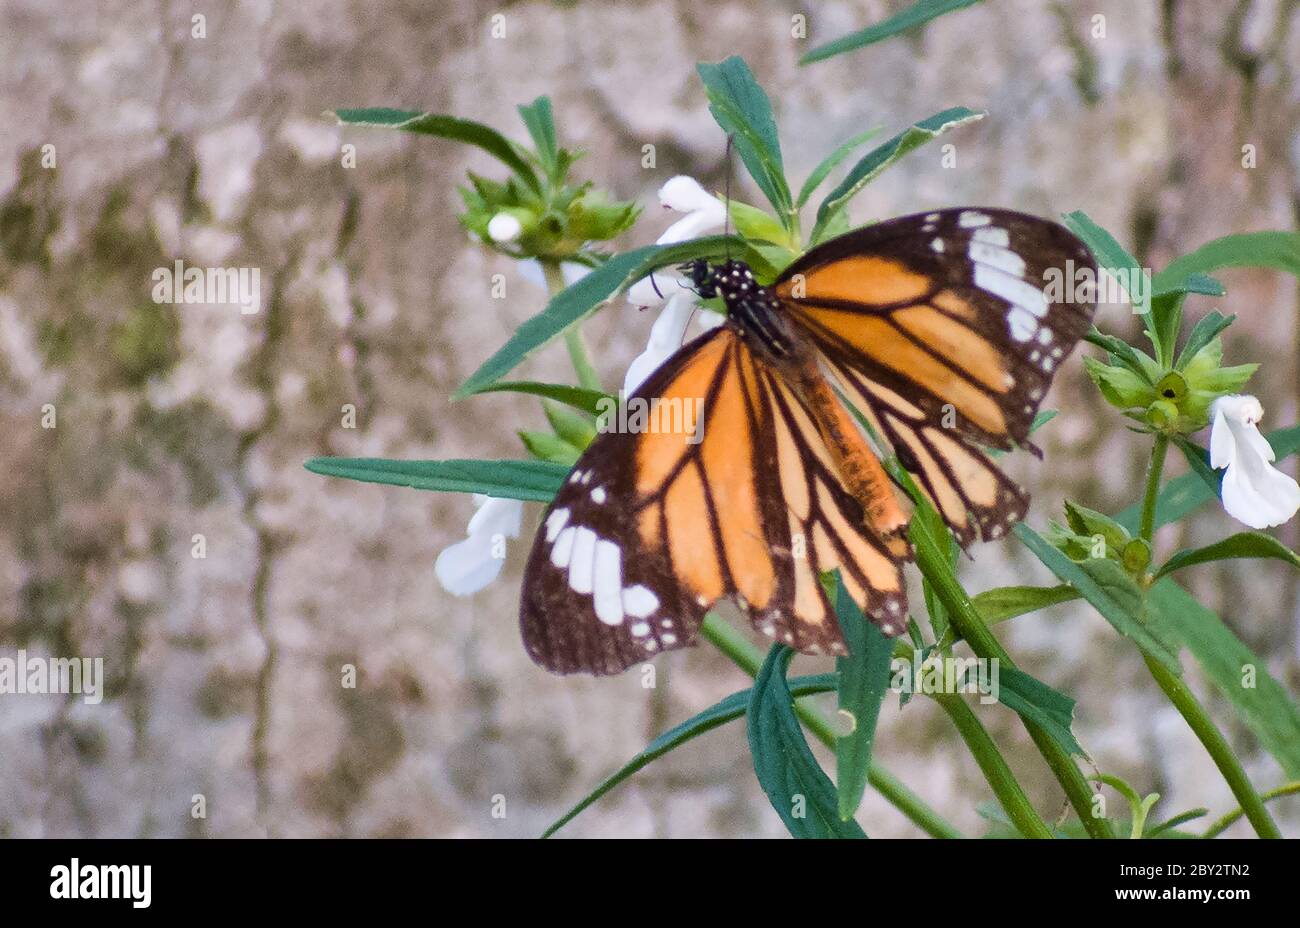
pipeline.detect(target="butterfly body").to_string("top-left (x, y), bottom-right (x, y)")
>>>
top-left (521, 208), bottom-right (1097, 675)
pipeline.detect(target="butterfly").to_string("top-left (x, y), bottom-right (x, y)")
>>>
top-left (520, 208), bottom-right (1097, 674)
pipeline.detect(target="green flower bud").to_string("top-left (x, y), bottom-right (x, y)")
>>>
top-left (1082, 356), bottom-right (1156, 410)
top-left (1145, 398), bottom-right (1180, 432)
top-left (1121, 538), bottom-right (1151, 574)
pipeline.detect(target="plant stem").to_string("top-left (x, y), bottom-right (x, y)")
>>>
top-left (1202, 781), bottom-right (1300, 838)
top-left (913, 520), bottom-right (1115, 838)
top-left (698, 613), bottom-right (963, 839)
top-left (1142, 653), bottom-right (1282, 838)
top-left (934, 693), bottom-right (1055, 838)
top-left (540, 259), bottom-right (602, 392)
top-left (1135, 436), bottom-right (1281, 839)
top-left (1138, 433), bottom-right (1169, 544)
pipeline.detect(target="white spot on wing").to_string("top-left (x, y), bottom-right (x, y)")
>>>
top-left (591, 486), bottom-right (607, 503)
top-left (972, 225), bottom-right (1010, 247)
top-left (958, 210), bottom-right (992, 228)
top-left (592, 539), bottom-right (624, 625)
top-left (630, 621), bottom-right (650, 637)
top-left (568, 527), bottom-right (597, 594)
top-left (622, 585), bottom-right (659, 618)
top-left (550, 526), bottom-right (576, 568)
top-left (544, 507), bottom-right (569, 542)
top-left (1007, 307), bottom-right (1037, 342)
top-left (931, 237), bottom-right (945, 253)
top-left (975, 263), bottom-right (1049, 318)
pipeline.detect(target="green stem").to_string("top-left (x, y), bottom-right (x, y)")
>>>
top-left (1142, 653), bottom-right (1282, 839)
top-left (913, 520), bottom-right (1115, 839)
top-left (1138, 433), bottom-right (1169, 544)
top-left (1202, 781), bottom-right (1300, 838)
top-left (698, 613), bottom-right (963, 839)
top-left (1135, 437), bottom-right (1280, 839)
top-left (540, 259), bottom-right (602, 392)
top-left (934, 693), bottom-right (1055, 838)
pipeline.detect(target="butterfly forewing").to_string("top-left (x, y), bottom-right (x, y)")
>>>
top-left (520, 326), bottom-right (906, 675)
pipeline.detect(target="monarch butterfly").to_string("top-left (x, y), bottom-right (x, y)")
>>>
top-left (521, 208), bottom-right (1097, 674)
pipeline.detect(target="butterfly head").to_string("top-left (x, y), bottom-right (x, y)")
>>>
top-left (680, 258), bottom-right (719, 299)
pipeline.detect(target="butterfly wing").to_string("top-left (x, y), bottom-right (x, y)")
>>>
top-left (520, 325), bottom-right (906, 675)
top-left (774, 208), bottom-right (1097, 544)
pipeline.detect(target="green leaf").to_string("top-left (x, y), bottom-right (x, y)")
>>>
top-left (801, 0), bottom-right (985, 64)
top-left (1148, 580), bottom-right (1300, 778)
top-left (1013, 524), bottom-right (1182, 672)
top-left (332, 108), bottom-right (541, 194)
top-left (748, 646), bottom-right (867, 838)
top-left (728, 199), bottom-right (794, 248)
top-left (1082, 356), bottom-right (1156, 409)
top-left (971, 585), bottom-right (1080, 623)
top-left (1063, 499), bottom-right (1132, 551)
top-left (453, 235), bottom-right (745, 399)
top-left (1063, 211), bottom-right (1154, 347)
top-left (995, 667), bottom-right (1083, 756)
top-left (542, 401), bottom-right (596, 450)
top-left (542, 673), bottom-right (838, 837)
top-left (795, 127), bottom-right (882, 207)
top-left (1153, 272), bottom-right (1225, 299)
top-left (475, 381), bottom-right (614, 416)
top-left (304, 457), bottom-right (567, 502)
top-left (518, 429), bottom-right (582, 466)
top-left (696, 57), bottom-right (792, 222)
top-left (812, 108), bottom-right (984, 244)
top-left (826, 572), bottom-right (895, 821)
top-left (1174, 311), bottom-right (1235, 370)
top-left (1083, 328), bottom-right (1159, 384)
top-left (1154, 531), bottom-right (1300, 580)
top-left (516, 96), bottom-right (558, 177)
top-left (1153, 231), bottom-right (1300, 293)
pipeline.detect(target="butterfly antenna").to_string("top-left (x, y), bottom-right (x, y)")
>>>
top-left (723, 134), bottom-right (734, 262)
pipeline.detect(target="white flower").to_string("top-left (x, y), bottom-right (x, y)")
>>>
top-left (1209, 395), bottom-right (1300, 529)
top-left (626, 175), bottom-right (727, 309)
top-left (487, 212), bottom-right (523, 243)
top-left (622, 176), bottom-right (728, 393)
top-left (435, 495), bottom-right (524, 595)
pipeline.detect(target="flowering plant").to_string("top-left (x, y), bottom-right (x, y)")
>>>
top-left (307, 50), bottom-right (1300, 839)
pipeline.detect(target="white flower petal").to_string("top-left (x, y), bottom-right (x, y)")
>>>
top-left (435, 497), bottom-right (523, 595)
top-left (658, 209), bottom-right (726, 245)
top-left (623, 292), bottom-right (698, 396)
top-left (1208, 394), bottom-right (1300, 529)
top-left (658, 175), bottom-right (717, 213)
top-left (626, 274), bottom-right (672, 308)
top-left (435, 531), bottom-right (507, 595)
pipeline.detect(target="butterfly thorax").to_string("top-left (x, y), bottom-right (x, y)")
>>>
top-left (689, 259), bottom-right (803, 366)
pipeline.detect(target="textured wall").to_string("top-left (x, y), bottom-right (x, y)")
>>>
top-left (0, 0), bottom-right (1297, 838)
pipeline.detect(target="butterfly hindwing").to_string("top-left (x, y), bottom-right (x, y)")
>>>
top-left (774, 207), bottom-right (1096, 543)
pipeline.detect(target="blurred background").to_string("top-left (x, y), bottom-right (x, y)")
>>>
top-left (0, 0), bottom-right (1297, 838)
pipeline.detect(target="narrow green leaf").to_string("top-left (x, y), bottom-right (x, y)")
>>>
top-left (826, 572), bottom-right (894, 821)
top-left (1153, 272), bottom-right (1225, 299)
top-left (802, 0), bottom-right (984, 64)
top-left (542, 401), bottom-right (596, 449)
top-left (1063, 212), bottom-right (1154, 344)
top-left (518, 429), bottom-right (581, 466)
top-left (812, 108), bottom-right (984, 243)
top-left (748, 646), bottom-right (867, 838)
top-left (304, 457), bottom-right (567, 502)
top-left (542, 673), bottom-right (837, 837)
top-left (516, 96), bottom-right (557, 176)
top-left (1155, 531), bottom-right (1300, 580)
top-left (971, 584), bottom-right (1080, 623)
top-left (1175, 311), bottom-right (1235, 370)
top-left (994, 667), bottom-right (1083, 755)
top-left (453, 236), bottom-right (745, 399)
top-left (728, 200), bottom-right (794, 248)
top-left (332, 107), bottom-right (541, 193)
top-left (1153, 231), bottom-right (1300, 293)
top-left (1013, 524), bottom-right (1182, 672)
top-left (1083, 328), bottom-right (1158, 384)
top-left (1148, 580), bottom-right (1300, 778)
top-left (795, 126), bottom-right (882, 207)
top-left (696, 57), bottom-right (792, 221)
top-left (475, 381), bottom-right (614, 416)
